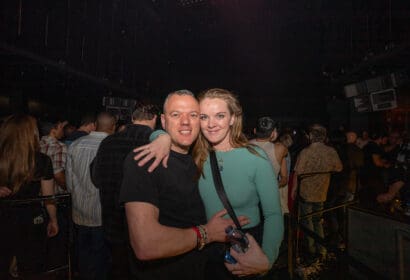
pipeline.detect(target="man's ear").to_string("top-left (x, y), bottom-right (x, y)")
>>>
top-left (160, 114), bottom-right (165, 129)
top-left (270, 129), bottom-right (278, 141)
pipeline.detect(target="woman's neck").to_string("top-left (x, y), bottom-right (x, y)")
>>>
top-left (213, 142), bottom-right (233, 152)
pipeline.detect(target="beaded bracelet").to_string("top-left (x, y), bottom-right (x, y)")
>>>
top-left (192, 226), bottom-right (206, 250)
top-left (198, 225), bottom-right (208, 244)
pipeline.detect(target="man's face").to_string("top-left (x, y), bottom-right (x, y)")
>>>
top-left (161, 94), bottom-right (200, 154)
top-left (346, 132), bottom-right (357, 144)
top-left (52, 121), bottom-right (67, 140)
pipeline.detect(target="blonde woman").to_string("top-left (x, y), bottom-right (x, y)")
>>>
top-left (0, 114), bottom-right (58, 278)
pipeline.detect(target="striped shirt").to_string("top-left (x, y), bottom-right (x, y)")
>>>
top-left (66, 131), bottom-right (108, 226)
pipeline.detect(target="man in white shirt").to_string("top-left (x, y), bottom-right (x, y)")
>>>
top-left (66, 112), bottom-right (116, 280)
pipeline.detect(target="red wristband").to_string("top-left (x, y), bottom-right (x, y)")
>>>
top-left (192, 226), bottom-right (201, 239)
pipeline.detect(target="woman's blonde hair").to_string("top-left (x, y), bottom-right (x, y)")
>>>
top-left (0, 114), bottom-right (39, 194)
top-left (192, 88), bottom-right (258, 176)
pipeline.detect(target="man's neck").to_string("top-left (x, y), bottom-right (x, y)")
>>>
top-left (171, 144), bottom-right (189, 154)
top-left (47, 133), bottom-right (58, 140)
top-left (254, 137), bottom-right (270, 142)
top-left (132, 120), bottom-right (154, 129)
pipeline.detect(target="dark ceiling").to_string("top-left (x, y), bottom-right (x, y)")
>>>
top-left (1, 0), bottom-right (410, 121)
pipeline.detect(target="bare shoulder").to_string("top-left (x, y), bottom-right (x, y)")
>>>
top-left (274, 142), bottom-right (288, 156)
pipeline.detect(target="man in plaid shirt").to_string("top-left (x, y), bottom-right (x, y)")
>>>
top-left (39, 119), bottom-right (70, 269)
top-left (40, 120), bottom-right (68, 194)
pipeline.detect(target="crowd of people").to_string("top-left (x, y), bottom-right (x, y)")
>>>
top-left (0, 88), bottom-right (409, 279)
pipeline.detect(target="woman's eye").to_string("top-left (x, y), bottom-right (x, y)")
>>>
top-left (199, 115), bottom-right (208, 120)
top-left (216, 114), bottom-right (225, 119)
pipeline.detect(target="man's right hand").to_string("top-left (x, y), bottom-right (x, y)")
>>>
top-left (204, 209), bottom-right (249, 243)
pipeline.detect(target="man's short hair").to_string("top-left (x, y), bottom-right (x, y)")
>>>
top-left (309, 124), bottom-right (327, 143)
top-left (163, 89), bottom-right (195, 113)
top-left (132, 102), bottom-right (159, 121)
top-left (255, 117), bottom-right (279, 139)
top-left (39, 119), bottom-right (66, 136)
top-left (79, 113), bottom-right (96, 127)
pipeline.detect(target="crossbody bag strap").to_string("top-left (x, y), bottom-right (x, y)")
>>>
top-left (209, 151), bottom-right (242, 230)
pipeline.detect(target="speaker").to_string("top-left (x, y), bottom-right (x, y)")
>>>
top-left (353, 95), bottom-right (371, 113)
top-left (370, 88), bottom-right (397, 111)
top-left (344, 82), bottom-right (367, 98)
top-left (365, 77), bottom-right (384, 93)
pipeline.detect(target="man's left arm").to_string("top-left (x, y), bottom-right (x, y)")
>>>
top-left (331, 149), bottom-right (343, 172)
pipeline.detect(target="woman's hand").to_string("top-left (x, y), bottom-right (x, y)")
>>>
top-left (225, 233), bottom-right (270, 277)
top-left (0, 186), bottom-right (12, 197)
top-left (133, 134), bottom-right (172, 173)
top-left (204, 209), bottom-right (249, 243)
top-left (47, 220), bottom-right (59, 237)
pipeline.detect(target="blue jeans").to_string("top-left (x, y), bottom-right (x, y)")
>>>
top-left (74, 224), bottom-right (110, 280)
top-left (299, 201), bottom-right (326, 256)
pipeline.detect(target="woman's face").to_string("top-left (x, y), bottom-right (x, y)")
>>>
top-left (199, 97), bottom-right (235, 149)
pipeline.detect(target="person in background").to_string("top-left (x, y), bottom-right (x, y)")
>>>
top-left (0, 114), bottom-right (58, 279)
top-left (66, 112), bottom-right (116, 280)
top-left (39, 119), bottom-right (70, 269)
top-left (134, 88), bottom-right (283, 279)
top-left (279, 133), bottom-right (294, 215)
top-left (90, 101), bottom-right (159, 279)
top-left (292, 124), bottom-right (342, 263)
top-left (63, 123), bottom-right (76, 141)
top-left (39, 120), bottom-right (68, 194)
top-left (359, 130), bottom-right (390, 209)
top-left (356, 130), bottom-right (370, 149)
top-left (249, 116), bottom-right (289, 214)
top-left (65, 113), bottom-right (96, 145)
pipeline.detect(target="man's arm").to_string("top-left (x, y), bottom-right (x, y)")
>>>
top-left (125, 201), bottom-right (197, 260)
top-left (41, 178), bottom-right (59, 237)
top-left (125, 202), bottom-right (246, 260)
top-left (278, 157), bottom-right (288, 187)
top-left (54, 170), bottom-right (66, 190)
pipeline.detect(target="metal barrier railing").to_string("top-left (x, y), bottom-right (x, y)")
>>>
top-left (287, 171), bottom-right (357, 279)
top-left (0, 193), bottom-right (72, 279)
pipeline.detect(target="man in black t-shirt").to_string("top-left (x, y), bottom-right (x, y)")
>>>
top-left (119, 90), bottom-right (239, 280)
top-left (359, 131), bottom-right (389, 208)
top-left (90, 102), bottom-right (159, 279)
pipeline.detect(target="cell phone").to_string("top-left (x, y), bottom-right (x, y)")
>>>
top-left (225, 226), bottom-right (249, 253)
top-left (224, 250), bottom-right (237, 264)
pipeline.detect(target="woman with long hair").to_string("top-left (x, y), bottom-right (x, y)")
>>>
top-left (134, 88), bottom-right (283, 279)
top-left (0, 114), bottom-right (58, 278)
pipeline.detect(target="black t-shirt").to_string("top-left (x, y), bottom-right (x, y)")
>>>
top-left (119, 150), bottom-right (207, 280)
top-left (1, 152), bottom-right (53, 222)
top-left (362, 141), bottom-right (384, 174)
top-left (90, 124), bottom-right (152, 244)
top-left (65, 130), bottom-right (88, 142)
top-left (10, 152), bottom-right (53, 199)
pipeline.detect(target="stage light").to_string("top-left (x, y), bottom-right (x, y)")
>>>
top-left (177, 0), bottom-right (206, 7)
